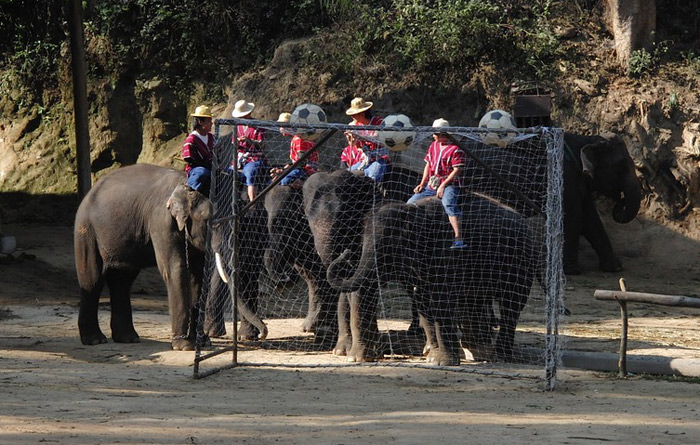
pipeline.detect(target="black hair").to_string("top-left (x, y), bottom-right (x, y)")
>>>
top-left (192, 116), bottom-right (206, 131)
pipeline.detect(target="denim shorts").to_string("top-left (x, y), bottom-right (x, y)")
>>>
top-left (407, 184), bottom-right (462, 217)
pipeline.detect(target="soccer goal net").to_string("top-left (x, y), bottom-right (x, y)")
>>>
top-left (194, 115), bottom-right (565, 390)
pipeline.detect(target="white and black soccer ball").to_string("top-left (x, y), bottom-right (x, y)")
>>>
top-left (478, 109), bottom-right (517, 147)
top-left (290, 103), bottom-right (327, 141)
top-left (379, 114), bottom-right (415, 152)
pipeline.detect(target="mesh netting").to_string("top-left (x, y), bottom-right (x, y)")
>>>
top-left (194, 118), bottom-right (565, 389)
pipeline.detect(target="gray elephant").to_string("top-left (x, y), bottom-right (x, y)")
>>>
top-left (74, 164), bottom-right (265, 350)
top-left (328, 194), bottom-right (536, 365)
top-left (203, 169), bottom-right (270, 341)
top-left (325, 194), bottom-right (537, 365)
top-left (562, 132), bottom-right (641, 274)
top-left (263, 184), bottom-right (339, 345)
top-left (302, 170), bottom-right (386, 360)
top-left (459, 132), bottom-right (641, 275)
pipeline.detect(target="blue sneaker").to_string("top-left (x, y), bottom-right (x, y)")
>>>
top-left (450, 240), bottom-right (468, 249)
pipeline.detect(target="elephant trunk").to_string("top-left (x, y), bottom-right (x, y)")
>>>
top-left (612, 172), bottom-right (641, 223)
top-left (327, 224), bottom-right (378, 292)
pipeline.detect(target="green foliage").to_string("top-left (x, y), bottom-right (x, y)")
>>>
top-left (627, 39), bottom-right (669, 78)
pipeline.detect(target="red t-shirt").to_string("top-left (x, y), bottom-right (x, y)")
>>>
top-left (182, 132), bottom-right (214, 173)
top-left (289, 135), bottom-right (318, 175)
top-left (234, 124), bottom-right (266, 165)
top-left (340, 145), bottom-right (366, 168)
top-left (340, 116), bottom-right (389, 162)
top-left (424, 141), bottom-right (465, 189)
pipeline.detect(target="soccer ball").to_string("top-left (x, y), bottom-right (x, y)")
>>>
top-left (478, 109), bottom-right (517, 147)
top-left (290, 103), bottom-right (327, 141)
top-left (378, 114), bottom-right (415, 152)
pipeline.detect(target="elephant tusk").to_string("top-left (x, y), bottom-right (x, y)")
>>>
top-left (215, 251), bottom-right (229, 284)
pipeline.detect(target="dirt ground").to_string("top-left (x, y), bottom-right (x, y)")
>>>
top-left (1, 216), bottom-right (700, 444)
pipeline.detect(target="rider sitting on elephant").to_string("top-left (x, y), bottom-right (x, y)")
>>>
top-left (270, 111), bottom-right (319, 189)
top-left (182, 105), bottom-right (215, 196)
top-left (408, 118), bottom-right (468, 249)
top-left (231, 99), bottom-right (267, 202)
top-left (341, 97), bottom-right (389, 182)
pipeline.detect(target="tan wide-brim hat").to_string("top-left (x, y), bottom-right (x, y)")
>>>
top-left (232, 99), bottom-right (255, 118)
top-left (191, 105), bottom-right (213, 118)
top-left (432, 118), bottom-right (450, 133)
top-left (345, 97), bottom-right (373, 115)
top-left (277, 112), bottom-right (292, 123)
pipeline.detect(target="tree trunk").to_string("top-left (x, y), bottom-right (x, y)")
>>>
top-left (603, 0), bottom-right (657, 66)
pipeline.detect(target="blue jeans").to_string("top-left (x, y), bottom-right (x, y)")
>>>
top-left (187, 167), bottom-right (211, 196)
top-left (350, 158), bottom-right (389, 183)
top-left (236, 159), bottom-right (268, 188)
top-left (407, 185), bottom-right (462, 217)
top-left (280, 168), bottom-right (307, 186)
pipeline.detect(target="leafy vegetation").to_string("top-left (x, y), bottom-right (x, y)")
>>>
top-left (0, 0), bottom-right (698, 103)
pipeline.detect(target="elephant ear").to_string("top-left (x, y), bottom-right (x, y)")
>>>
top-left (166, 184), bottom-right (190, 232)
top-left (579, 139), bottom-right (608, 178)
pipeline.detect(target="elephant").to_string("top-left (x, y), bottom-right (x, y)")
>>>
top-left (202, 170), bottom-right (269, 341)
top-left (263, 183), bottom-right (339, 345)
top-left (458, 132), bottom-right (641, 275)
top-left (74, 164), bottom-right (266, 350)
top-left (561, 132), bottom-right (641, 275)
top-left (325, 194), bottom-right (538, 366)
top-left (302, 170), bottom-right (387, 360)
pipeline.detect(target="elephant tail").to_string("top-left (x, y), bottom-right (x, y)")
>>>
top-left (74, 220), bottom-right (103, 295)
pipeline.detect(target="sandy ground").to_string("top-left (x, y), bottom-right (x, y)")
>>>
top-left (2, 217), bottom-right (700, 444)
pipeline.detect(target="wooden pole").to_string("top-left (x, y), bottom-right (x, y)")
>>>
top-left (617, 278), bottom-right (628, 378)
top-left (68, 0), bottom-right (92, 199)
top-left (594, 290), bottom-right (700, 308)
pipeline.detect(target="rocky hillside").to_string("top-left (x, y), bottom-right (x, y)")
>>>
top-left (0, 1), bottom-right (699, 235)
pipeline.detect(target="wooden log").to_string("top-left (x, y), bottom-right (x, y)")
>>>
top-left (594, 290), bottom-right (700, 308)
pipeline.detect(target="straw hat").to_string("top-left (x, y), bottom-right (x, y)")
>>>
top-left (190, 105), bottom-right (213, 118)
top-left (277, 112), bottom-right (292, 123)
top-left (432, 118), bottom-right (450, 133)
top-left (345, 97), bottom-right (373, 115)
top-left (232, 100), bottom-right (255, 118)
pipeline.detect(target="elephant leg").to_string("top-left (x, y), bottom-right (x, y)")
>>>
top-left (460, 298), bottom-right (495, 352)
top-left (580, 198), bottom-right (622, 272)
top-left (333, 292), bottom-right (352, 356)
top-left (78, 277), bottom-right (108, 346)
top-left (407, 286), bottom-right (423, 336)
top-left (297, 267), bottom-right (321, 333)
top-left (494, 292), bottom-right (527, 361)
top-left (204, 270), bottom-right (229, 338)
top-left (105, 269), bottom-right (140, 344)
top-left (237, 268), bottom-right (261, 341)
top-left (419, 312), bottom-right (437, 357)
top-left (347, 287), bottom-right (382, 362)
top-left (563, 199), bottom-right (584, 275)
top-left (428, 318), bottom-right (461, 366)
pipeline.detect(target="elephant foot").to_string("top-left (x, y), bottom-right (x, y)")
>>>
top-left (81, 331), bottom-right (108, 346)
top-left (301, 315), bottom-right (318, 333)
top-left (237, 321), bottom-right (260, 341)
top-left (333, 334), bottom-right (352, 356)
top-left (599, 258), bottom-right (623, 273)
top-left (204, 320), bottom-right (227, 338)
top-left (171, 336), bottom-right (196, 351)
top-left (426, 348), bottom-right (460, 366)
top-left (112, 330), bottom-right (140, 344)
top-left (346, 344), bottom-right (382, 363)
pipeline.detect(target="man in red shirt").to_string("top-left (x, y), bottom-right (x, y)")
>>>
top-left (231, 99), bottom-right (267, 202)
top-left (341, 97), bottom-right (389, 182)
top-left (407, 118), bottom-right (467, 249)
top-left (270, 112), bottom-right (319, 188)
top-left (182, 105), bottom-right (215, 196)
